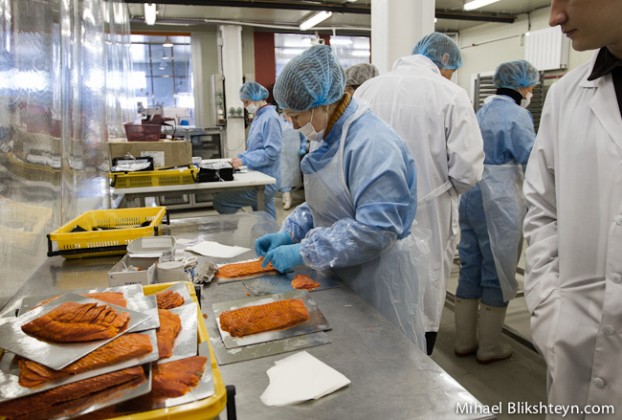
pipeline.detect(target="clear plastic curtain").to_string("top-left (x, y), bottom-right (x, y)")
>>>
top-left (0, 0), bottom-right (133, 309)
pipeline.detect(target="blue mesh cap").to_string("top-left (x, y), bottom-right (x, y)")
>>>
top-left (493, 60), bottom-right (540, 90)
top-left (274, 45), bottom-right (346, 112)
top-left (239, 82), bottom-right (269, 101)
top-left (345, 63), bottom-right (379, 87)
top-left (412, 32), bottom-right (463, 70)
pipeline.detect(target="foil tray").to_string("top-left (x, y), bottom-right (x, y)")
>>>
top-left (0, 293), bottom-right (150, 370)
top-left (212, 290), bottom-right (331, 349)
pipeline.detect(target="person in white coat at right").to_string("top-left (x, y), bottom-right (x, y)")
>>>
top-left (523, 0), bottom-right (622, 418)
top-left (355, 32), bottom-right (484, 354)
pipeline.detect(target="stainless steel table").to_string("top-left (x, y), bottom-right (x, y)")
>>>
top-left (0, 212), bottom-right (493, 420)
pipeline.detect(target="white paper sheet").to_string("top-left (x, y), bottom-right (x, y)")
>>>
top-left (186, 241), bottom-right (249, 259)
top-left (260, 351), bottom-right (351, 407)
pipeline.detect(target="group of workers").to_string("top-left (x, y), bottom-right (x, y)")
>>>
top-left (215, 0), bottom-right (622, 415)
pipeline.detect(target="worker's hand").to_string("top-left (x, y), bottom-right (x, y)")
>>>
top-left (255, 231), bottom-right (292, 257)
top-left (262, 243), bottom-right (303, 273)
top-left (231, 157), bottom-right (243, 169)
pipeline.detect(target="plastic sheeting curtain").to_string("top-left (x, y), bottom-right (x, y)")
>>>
top-left (0, 0), bottom-right (134, 310)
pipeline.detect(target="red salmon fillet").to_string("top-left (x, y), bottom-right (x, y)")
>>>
top-left (155, 290), bottom-right (184, 309)
top-left (156, 309), bottom-right (181, 359)
top-left (18, 333), bottom-right (152, 388)
top-left (220, 298), bottom-right (309, 337)
top-left (21, 302), bottom-right (129, 343)
top-left (151, 356), bottom-right (207, 399)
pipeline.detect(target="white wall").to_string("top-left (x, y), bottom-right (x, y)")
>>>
top-left (455, 7), bottom-right (594, 97)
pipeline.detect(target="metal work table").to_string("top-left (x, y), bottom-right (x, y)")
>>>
top-left (111, 170), bottom-right (276, 210)
top-left (0, 212), bottom-right (493, 420)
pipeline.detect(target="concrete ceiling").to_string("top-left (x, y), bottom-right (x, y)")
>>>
top-left (126, 0), bottom-right (551, 34)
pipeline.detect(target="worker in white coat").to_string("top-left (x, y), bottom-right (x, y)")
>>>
top-left (523, 0), bottom-right (622, 418)
top-left (355, 32), bottom-right (484, 354)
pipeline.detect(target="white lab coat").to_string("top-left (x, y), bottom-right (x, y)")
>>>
top-left (524, 52), bottom-right (622, 419)
top-left (355, 55), bottom-right (484, 331)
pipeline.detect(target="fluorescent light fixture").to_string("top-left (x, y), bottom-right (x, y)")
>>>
top-left (299, 11), bottom-right (332, 31)
top-left (163, 36), bottom-right (173, 48)
top-left (463, 0), bottom-right (500, 11)
top-left (144, 3), bottom-right (156, 25)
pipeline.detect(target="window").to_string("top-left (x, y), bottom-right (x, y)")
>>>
top-left (129, 34), bottom-right (194, 124)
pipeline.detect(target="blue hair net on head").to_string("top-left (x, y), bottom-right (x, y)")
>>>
top-left (493, 60), bottom-right (540, 90)
top-left (412, 32), bottom-right (463, 70)
top-left (240, 82), bottom-right (269, 101)
top-left (274, 45), bottom-right (346, 112)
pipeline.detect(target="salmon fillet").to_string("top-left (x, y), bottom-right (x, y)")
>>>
top-left (217, 258), bottom-right (277, 279)
top-left (220, 298), bottom-right (310, 337)
top-left (156, 309), bottom-right (182, 359)
top-left (0, 366), bottom-right (146, 420)
top-left (17, 333), bottom-right (152, 388)
top-left (151, 356), bottom-right (207, 400)
top-left (36, 292), bottom-right (127, 309)
top-left (21, 302), bottom-right (130, 343)
top-left (156, 290), bottom-right (184, 309)
top-left (291, 274), bottom-right (321, 290)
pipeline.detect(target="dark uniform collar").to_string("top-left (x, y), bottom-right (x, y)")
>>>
top-left (587, 47), bottom-right (622, 81)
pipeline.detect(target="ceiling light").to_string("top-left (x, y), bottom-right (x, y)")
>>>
top-left (163, 36), bottom-right (173, 48)
top-left (463, 0), bottom-right (501, 11)
top-left (299, 11), bottom-right (332, 31)
top-left (144, 3), bottom-right (156, 25)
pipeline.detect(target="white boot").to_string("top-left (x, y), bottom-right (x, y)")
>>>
top-left (476, 303), bottom-right (513, 364)
top-left (454, 298), bottom-right (479, 357)
top-left (282, 191), bottom-right (292, 210)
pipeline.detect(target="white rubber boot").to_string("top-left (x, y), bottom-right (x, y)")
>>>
top-left (454, 298), bottom-right (479, 357)
top-left (476, 303), bottom-right (513, 364)
top-left (282, 191), bottom-right (292, 210)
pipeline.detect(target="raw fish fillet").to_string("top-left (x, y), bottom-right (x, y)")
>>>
top-left (0, 366), bottom-right (146, 420)
top-left (18, 333), bottom-right (153, 388)
top-left (21, 302), bottom-right (130, 343)
top-left (219, 298), bottom-right (309, 337)
top-left (156, 309), bottom-right (182, 359)
top-left (151, 356), bottom-right (207, 399)
top-left (156, 290), bottom-right (184, 309)
top-left (291, 274), bottom-right (321, 290)
top-left (217, 258), bottom-right (277, 279)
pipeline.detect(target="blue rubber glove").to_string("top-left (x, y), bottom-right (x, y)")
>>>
top-left (262, 243), bottom-right (303, 273)
top-left (255, 231), bottom-right (292, 257)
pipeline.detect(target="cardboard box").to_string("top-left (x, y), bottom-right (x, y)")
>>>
top-left (108, 255), bottom-right (158, 286)
top-left (108, 140), bottom-right (192, 168)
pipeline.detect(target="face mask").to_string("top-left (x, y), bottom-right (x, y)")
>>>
top-left (520, 92), bottom-right (533, 108)
top-left (296, 108), bottom-right (326, 142)
top-left (246, 103), bottom-right (259, 114)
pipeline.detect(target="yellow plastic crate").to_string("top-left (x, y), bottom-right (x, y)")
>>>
top-left (109, 166), bottom-right (198, 188)
top-left (106, 281), bottom-right (227, 419)
top-left (47, 207), bottom-right (169, 258)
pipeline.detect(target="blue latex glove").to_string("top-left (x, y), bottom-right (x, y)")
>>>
top-left (255, 231), bottom-right (292, 257)
top-left (262, 243), bottom-right (303, 273)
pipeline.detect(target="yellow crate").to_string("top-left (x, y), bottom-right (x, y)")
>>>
top-left (109, 167), bottom-right (198, 188)
top-left (106, 281), bottom-right (227, 419)
top-left (47, 207), bottom-right (169, 258)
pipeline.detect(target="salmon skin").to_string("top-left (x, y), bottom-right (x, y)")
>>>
top-left (220, 298), bottom-right (310, 337)
top-left (17, 333), bottom-right (153, 388)
top-left (217, 258), bottom-right (277, 279)
top-left (21, 301), bottom-right (130, 343)
top-left (156, 309), bottom-right (182, 359)
top-left (150, 356), bottom-right (207, 399)
top-left (155, 290), bottom-right (184, 310)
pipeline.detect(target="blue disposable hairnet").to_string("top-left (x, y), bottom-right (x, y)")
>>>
top-left (274, 45), bottom-right (346, 112)
top-left (493, 60), bottom-right (540, 89)
top-left (412, 32), bottom-right (463, 70)
top-left (345, 63), bottom-right (379, 87)
top-left (240, 82), bottom-right (269, 101)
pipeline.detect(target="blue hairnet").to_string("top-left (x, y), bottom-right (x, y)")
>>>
top-left (493, 60), bottom-right (540, 89)
top-left (274, 45), bottom-right (346, 112)
top-left (412, 32), bottom-right (463, 70)
top-left (240, 82), bottom-right (269, 101)
top-left (345, 63), bottom-right (379, 87)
